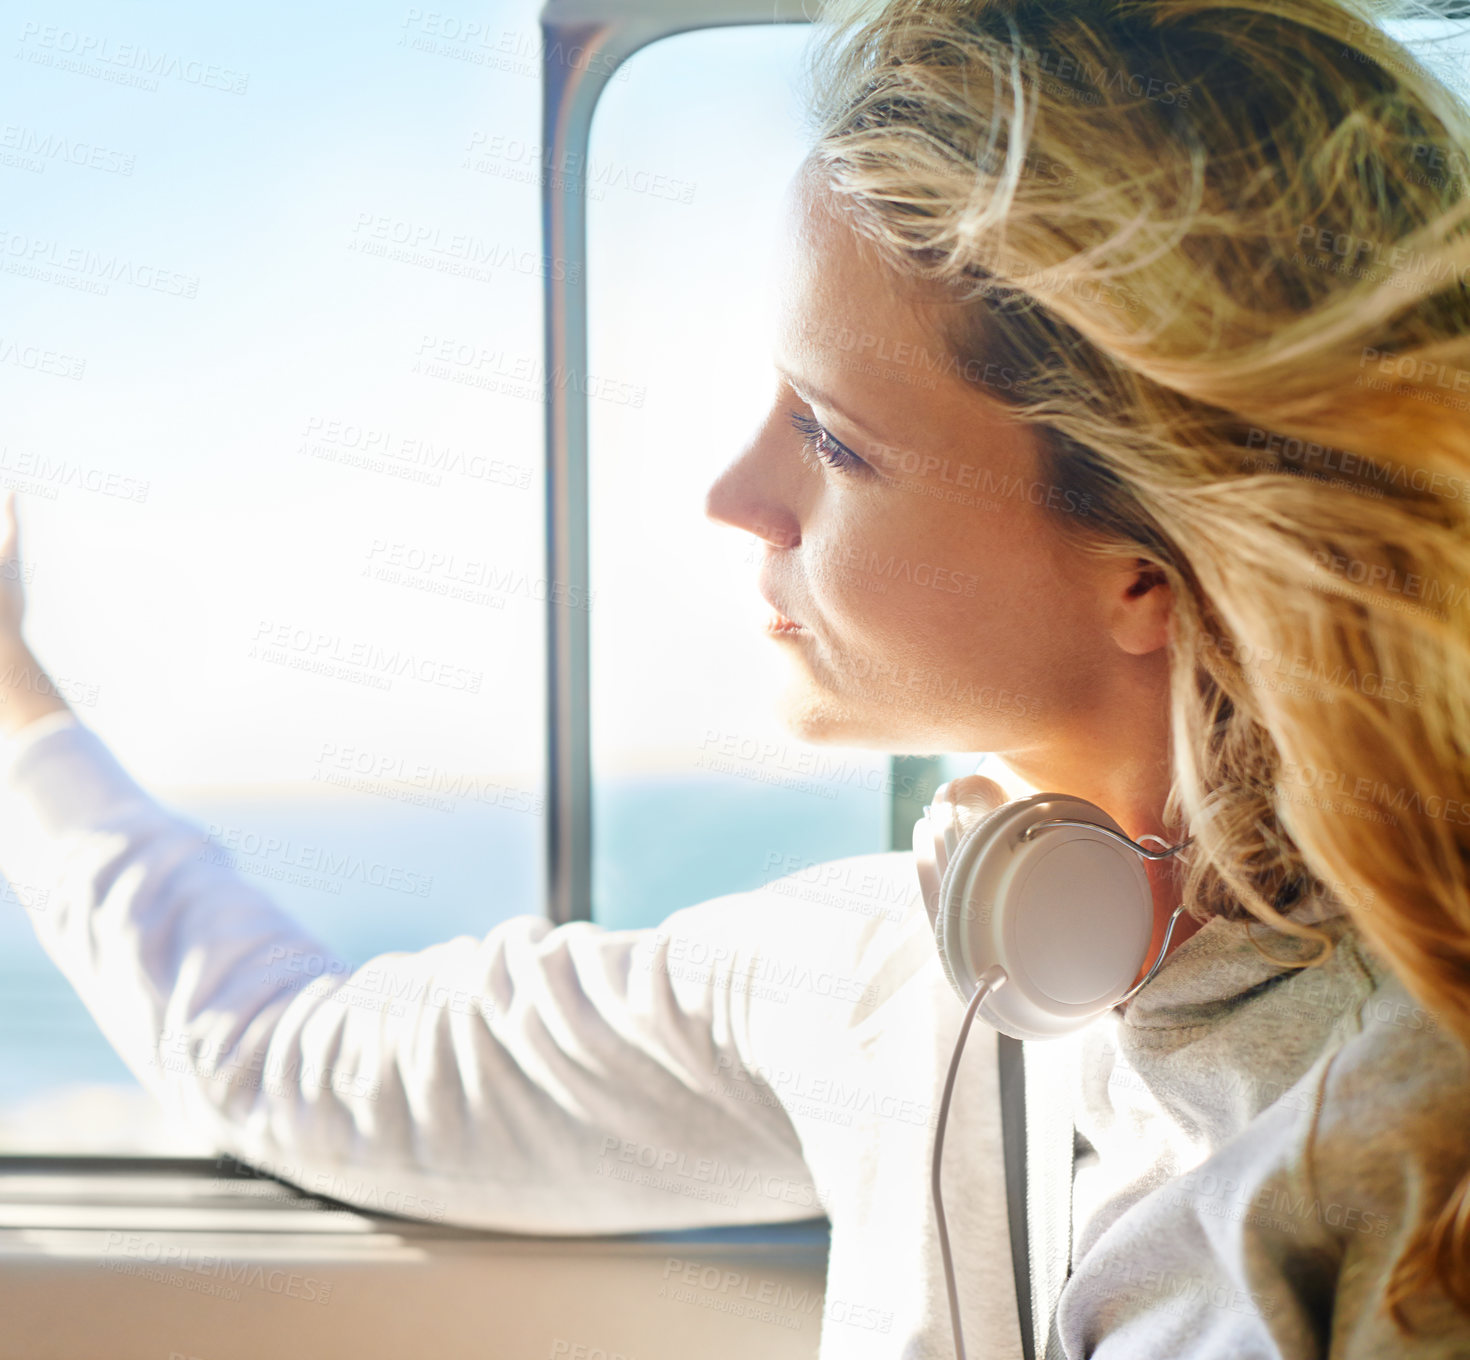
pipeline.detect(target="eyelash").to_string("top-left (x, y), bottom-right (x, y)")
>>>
top-left (788, 410), bottom-right (866, 475)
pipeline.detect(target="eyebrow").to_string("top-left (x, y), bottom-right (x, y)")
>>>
top-left (774, 365), bottom-right (894, 447)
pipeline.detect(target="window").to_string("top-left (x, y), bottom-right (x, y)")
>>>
top-left (0, 0), bottom-right (551, 1152)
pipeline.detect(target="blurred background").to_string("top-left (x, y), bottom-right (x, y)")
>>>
top-left (0, 1), bottom-right (982, 1154)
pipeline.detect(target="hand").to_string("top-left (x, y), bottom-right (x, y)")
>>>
top-left (0, 489), bottom-right (26, 647)
top-left (0, 490), bottom-right (71, 736)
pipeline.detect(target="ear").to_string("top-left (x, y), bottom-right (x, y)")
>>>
top-left (1108, 557), bottom-right (1172, 656)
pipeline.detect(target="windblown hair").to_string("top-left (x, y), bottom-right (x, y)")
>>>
top-left (802, 0), bottom-right (1470, 1332)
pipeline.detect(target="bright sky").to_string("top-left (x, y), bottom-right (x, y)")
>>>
top-left (0, 0), bottom-right (849, 799)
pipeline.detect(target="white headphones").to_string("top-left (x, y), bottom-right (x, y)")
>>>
top-left (913, 774), bottom-right (1194, 1040)
top-left (917, 774), bottom-right (1196, 1360)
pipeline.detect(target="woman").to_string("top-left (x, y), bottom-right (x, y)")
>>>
top-left (3, 0), bottom-right (1470, 1354)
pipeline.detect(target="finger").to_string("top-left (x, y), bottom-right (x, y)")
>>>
top-left (915, 775), bottom-right (1012, 930)
top-left (936, 775), bottom-right (1009, 854)
top-left (0, 490), bottom-right (16, 561)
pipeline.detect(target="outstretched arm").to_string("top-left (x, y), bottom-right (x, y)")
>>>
top-left (0, 491), bottom-right (820, 1233)
top-left (0, 708), bottom-right (823, 1232)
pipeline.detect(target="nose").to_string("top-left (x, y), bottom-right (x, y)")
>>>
top-left (703, 401), bottom-right (803, 550)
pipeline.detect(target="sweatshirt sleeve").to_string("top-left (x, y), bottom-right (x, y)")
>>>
top-left (0, 711), bottom-right (825, 1233)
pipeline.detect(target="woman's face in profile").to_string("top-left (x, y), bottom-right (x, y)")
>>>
top-left (705, 165), bottom-right (1160, 760)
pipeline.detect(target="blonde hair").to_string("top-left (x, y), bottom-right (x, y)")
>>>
top-left (802, 0), bottom-right (1470, 1332)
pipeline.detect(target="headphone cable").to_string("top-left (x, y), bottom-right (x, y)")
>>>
top-left (932, 963), bottom-right (1008, 1360)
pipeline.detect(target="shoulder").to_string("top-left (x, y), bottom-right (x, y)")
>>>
top-left (1306, 933), bottom-right (1470, 1229)
top-left (1313, 934), bottom-right (1470, 1125)
top-left (1283, 934), bottom-right (1470, 1346)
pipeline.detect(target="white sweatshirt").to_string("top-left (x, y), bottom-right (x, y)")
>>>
top-left (0, 711), bottom-right (1023, 1359)
top-left (4, 710), bottom-right (1470, 1358)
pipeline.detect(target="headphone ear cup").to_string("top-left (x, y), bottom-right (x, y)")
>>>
top-left (932, 794), bottom-right (1156, 1039)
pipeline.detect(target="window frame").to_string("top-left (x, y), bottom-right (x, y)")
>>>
top-left (538, 0), bottom-right (946, 926)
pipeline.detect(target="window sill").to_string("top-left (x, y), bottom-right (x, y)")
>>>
top-left (0, 1155), bottom-right (830, 1359)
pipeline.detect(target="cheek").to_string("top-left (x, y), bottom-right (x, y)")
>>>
top-left (824, 497), bottom-right (1076, 663)
top-left (811, 515), bottom-right (994, 644)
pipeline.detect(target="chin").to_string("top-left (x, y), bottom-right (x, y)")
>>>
top-left (767, 676), bottom-right (844, 743)
top-left (771, 679), bottom-right (914, 750)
